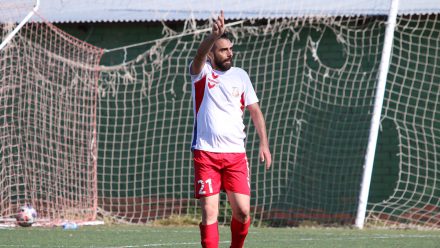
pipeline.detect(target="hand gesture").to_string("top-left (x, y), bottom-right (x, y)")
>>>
top-left (212, 10), bottom-right (225, 38)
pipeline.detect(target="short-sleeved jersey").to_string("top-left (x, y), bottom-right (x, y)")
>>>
top-left (189, 61), bottom-right (259, 153)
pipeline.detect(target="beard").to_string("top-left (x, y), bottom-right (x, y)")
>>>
top-left (214, 55), bottom-right (233, 71)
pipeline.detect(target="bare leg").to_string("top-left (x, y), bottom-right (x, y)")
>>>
top-left (200, 194), bottom-right (220, 224)
top-left (199, 194), bottom-right (220, 248)
top-left (227, 192), bottom-right (251, 248)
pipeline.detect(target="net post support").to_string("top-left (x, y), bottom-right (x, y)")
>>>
top-left (355, 0), bottom-right (399, 229)
top-left (0, 0), bottom-right (40, 51)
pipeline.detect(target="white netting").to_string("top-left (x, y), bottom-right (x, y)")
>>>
top-left (97, 15), bottom-right (440, 228)
top-left (366, 14), bottom-right (440, 228)
top-left (2, 2), bottom-right (440, 228)
top-left (0, 13), bottom-right (103, 224)
top-left (96, 17), bottom-right (383, 225)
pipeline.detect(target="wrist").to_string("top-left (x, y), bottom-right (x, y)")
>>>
top-left (209, 33), bottom-right (220, 40)
top-left (259, 142), bottom-right (269, 148)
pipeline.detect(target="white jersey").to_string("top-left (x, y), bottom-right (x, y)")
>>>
top-left (189, 62), bottom-right (259, 153)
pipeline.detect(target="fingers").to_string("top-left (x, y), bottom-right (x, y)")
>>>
top-left (212, 11), bottom-right (225, 36)
top-left (260, 151), bottom-right (272, 170)
top-left (264, 156), bottom-right (271, 170)
top-left (212, 20), bottom-right (221, 35)
top-left (212, 22), bottom-right (219, 32)
top-left (216, 19), bottom-right (223, 30)
top-left (219, 10), bottom-right (225, 27)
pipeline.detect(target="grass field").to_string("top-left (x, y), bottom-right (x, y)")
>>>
top-left (1, 225), bottom-right (440, 247)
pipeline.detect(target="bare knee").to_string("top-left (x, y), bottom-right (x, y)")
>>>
top-left (227, 192), bottom-right (251, 223)
top-left (200, 195), bottom-right (219, 225)
top-left (233, 207), bottom-right (250, 223)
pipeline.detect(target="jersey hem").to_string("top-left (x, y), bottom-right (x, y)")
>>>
top-left (192, 147), bottom-right (246, 153)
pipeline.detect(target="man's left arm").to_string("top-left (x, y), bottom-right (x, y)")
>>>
top-left (247, 103), bottom-right (272, 170)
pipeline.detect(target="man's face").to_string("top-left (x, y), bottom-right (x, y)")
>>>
top-left (210, 38), bottom-right (233, 71)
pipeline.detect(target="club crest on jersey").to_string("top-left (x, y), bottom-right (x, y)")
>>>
top-left (208, 72), bottom-right (220, 89)
top-left (231, 87), bottom-right (240, 97)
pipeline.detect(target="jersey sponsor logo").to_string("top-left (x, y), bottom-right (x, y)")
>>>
top-left (208, 73), bottom-right (220, 89)
top-left (208, 81), bottom-right (217, 89)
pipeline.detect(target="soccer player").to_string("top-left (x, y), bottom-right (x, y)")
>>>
top-left (188, 11), bottom-right (272, 248)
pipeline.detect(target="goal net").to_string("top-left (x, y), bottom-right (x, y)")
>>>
top-left (98, 17), bottom-right (383, 225)
top-left (366, 14), bottom-right (440, 228)
top-left (0, 6), bottom-right (103, 224)
top-left (98, 15), bottom-right (440, 228)
top-left (2, 2), bottom-right (440, 229)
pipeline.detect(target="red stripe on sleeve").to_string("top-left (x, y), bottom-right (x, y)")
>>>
top-left (194, 75), bottom-right (207, 114)
top-left (240, 92), bottom-right (245, 112)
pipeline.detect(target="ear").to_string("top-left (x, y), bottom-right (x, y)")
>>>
top-left (207, 51), bottom-right (213, 62)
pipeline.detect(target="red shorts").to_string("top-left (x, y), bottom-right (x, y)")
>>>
top-left (193, 149), bottom-right (250, 199)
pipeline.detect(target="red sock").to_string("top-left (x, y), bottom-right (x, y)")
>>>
top-left (230, 217), bottom-right (251, 248)
top-left (200, 222), bottom-right (219, 248)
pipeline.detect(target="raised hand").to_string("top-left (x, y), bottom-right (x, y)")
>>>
top-left (212, 10), bottom-right (225, 38)
top-left (191, 11), bottom-right (226, 75)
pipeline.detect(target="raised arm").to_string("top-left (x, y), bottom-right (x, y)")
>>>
top-left (247, 103), bottom-right (272, 170)
top-left (190, 11), bottom-right (225, 75)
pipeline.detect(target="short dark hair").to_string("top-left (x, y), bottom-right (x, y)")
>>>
top-left (211, 32), bottom-right (231, 52)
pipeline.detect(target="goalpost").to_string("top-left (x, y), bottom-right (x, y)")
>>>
top-left (355, 0), bottom-right (399, 229)
top-left (2, 0), bottom-right (440, 229)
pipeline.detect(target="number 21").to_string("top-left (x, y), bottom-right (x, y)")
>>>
top-left (198, 179), bottom-right (213, 195)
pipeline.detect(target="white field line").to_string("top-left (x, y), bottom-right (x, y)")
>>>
top-left (101, 241), bottom-right (230, 248)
